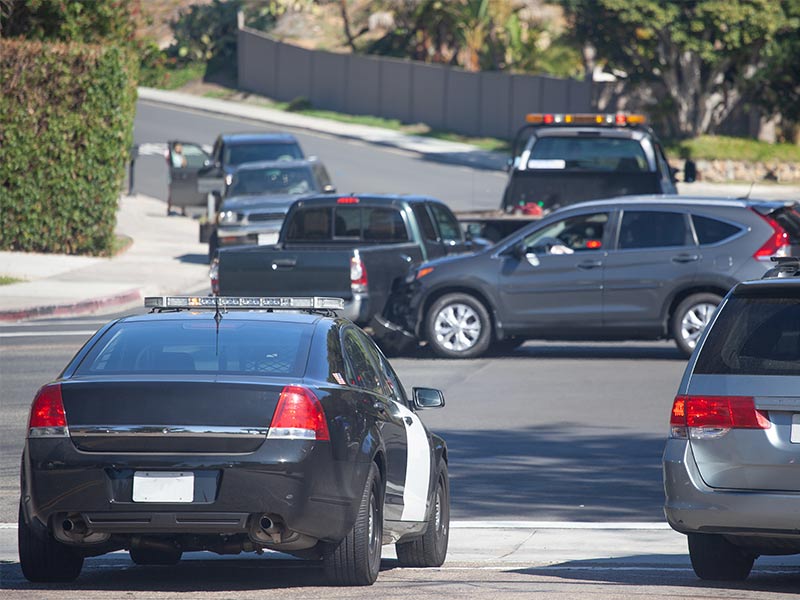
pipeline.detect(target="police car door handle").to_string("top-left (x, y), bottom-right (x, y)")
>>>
top-left (672, 253), bottom-right (700, 263)
top-left (577, 260), bottom-right (603, 270)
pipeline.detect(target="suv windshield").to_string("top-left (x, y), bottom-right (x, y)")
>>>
top-left (229, 167), bottom-right (317, 196)
top-left (225, 143), bottom-right (303, 166)
top-left (694, 292), bottom-right (800, 375)
top-left (75, 320), bottom-right (313, 377)
top-left (529, 137), bottom-right (649, 172)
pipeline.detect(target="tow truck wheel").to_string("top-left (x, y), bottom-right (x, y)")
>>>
top-left (18, 502), bottom-right (83, 583)
top-left (396, 461), bottom-right (449, 567)
top-left (426, 293), bottom-right (492, 358)
top-left (322, 462), bottom-right (383, 586)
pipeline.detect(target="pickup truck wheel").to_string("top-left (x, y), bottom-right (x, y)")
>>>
top-left (426, 293), bottom-right (491, 358)
top-left (396, 461), bottom-right (449, 567)
top-left (671, 293), bottom-right (721, 357)
top-left (322, 462), bottom-right (383, 586)
top-left (18, 502), bottom-right (83, 582)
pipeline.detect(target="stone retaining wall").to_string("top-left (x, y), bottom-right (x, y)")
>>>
top-left (669, 159), bottom-right (800, 183)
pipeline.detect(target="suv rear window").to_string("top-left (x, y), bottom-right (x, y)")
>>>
top-left (529, 137), bottom-right (649, 172)
top-left (76, 320), bottom-right (313, 377)
top-left (694, 294), bottom-right (800, 375)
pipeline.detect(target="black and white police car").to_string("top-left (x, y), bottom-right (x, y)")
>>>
top-left (19, 296), bottom-right (449, 586)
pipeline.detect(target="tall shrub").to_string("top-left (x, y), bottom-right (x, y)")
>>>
top-left (0, 40), bottom-right (137, 254)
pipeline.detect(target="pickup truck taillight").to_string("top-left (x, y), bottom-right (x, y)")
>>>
top-left (351, 251), bottom-right (368, 293)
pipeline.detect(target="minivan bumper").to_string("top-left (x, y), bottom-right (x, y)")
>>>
top-left (663, 439), bottom-right (800, 537)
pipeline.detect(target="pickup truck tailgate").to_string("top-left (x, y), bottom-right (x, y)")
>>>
top-left (218, 246), bottom-right (353, 298)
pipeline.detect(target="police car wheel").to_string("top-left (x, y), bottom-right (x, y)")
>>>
top-left (322, 462), bottom-right (383, 586)
top-left (426, 293), bottom-right (492, 359)
top-left (18, 502), bottom-right (83, 583)
top-left (129, 545), bottom-right (182, 566)
top-left (396, 461), bottom-right (449, 567)
top-left (671, 293), bottom-right (721, 357)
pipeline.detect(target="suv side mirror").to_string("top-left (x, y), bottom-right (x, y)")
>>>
top-left (684, 160), bottom-right (697, 183)
top-left (322, 184), bottom-right (336, 193)
top-left (412, 387), bottom-right (445, 409)
top-left (508, 240), bottom-right (526, 259)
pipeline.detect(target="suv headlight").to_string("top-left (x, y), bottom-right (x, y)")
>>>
top-left (218, 210), bottom-right (239, 225)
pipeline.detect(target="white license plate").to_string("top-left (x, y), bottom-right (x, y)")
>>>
top-left (791, 414), bottom-right (800, 443)
top-left (133, 471), bottom-right (194, 503)
top-left (258, 233), bottom-right (278, 246)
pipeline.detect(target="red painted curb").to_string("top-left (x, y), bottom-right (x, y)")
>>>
top-left (0, 289), bottom-right (142, 322)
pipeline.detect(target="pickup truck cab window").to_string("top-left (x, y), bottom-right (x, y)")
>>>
top-left (285, 207), bottom-right (332, 241)
top-left (412, 204), bottom-right (438, 242)
top-left (528, 136), bottom-right (650, 172)
top-left (429, 204), bottom-right (462, 242)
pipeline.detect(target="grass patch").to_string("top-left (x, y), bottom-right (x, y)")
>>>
top-left (0, 275), bottom-right (24, 285)
top-left (106, 234), bottom-right (133, 257)
top-left (666, 136), bottom-right (800, 163)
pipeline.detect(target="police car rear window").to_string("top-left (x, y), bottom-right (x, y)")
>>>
top-left (694, 295), bottom-right (800, 375)
top-left (75, 320), bottom-right (313, 377)
top-left (529, 137), bottom-right (649, 172)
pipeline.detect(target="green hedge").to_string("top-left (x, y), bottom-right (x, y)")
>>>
top-left (0, 40), bottom-right (137, 255)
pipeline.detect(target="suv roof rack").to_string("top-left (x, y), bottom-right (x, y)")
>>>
top-left (762, 256), bottom-right (800, 279)
top-left (145, 296), bottom-right (344, 316)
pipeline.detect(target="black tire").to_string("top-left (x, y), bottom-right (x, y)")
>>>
top-left (130, 545), bottom-right (182, 566)
top-left (488, 337), bottom-right (526, 355)
top-left (688, 533), bottom-right (755, 581)
top-left (425, 293), bottom-right (492, 359)
top-left (18, 503), bottom-right (83, 583)
top-left (671, 293), bottom-right (722, 357)
top-left (322, 462), bottom-right (383, 586)
top-left (396, 462), bottom-right (449, 567)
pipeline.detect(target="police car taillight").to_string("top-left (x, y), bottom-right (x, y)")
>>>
top-left (670, 395), bottom-right (770, 440)
top-left (28, 383), bottom-right (69, 437)
top-left (268, 386), bottom-right (330, 441)
top-left (753, 213), bottom-right (790, 261)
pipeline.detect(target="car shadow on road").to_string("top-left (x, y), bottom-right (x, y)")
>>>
top-left (510, 555), bottom-right (800, 593)
top-left (176, 253), bottom-right (209, 265)
top-left (0, 556), bottom-right (402, 592)
top-left (401, 342), bottom-right (685, 362)
top-left (441, 425), bottom-right (666, 521)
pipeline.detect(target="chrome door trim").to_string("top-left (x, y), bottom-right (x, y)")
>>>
top-left (68, 425), bottom-right (269, 438)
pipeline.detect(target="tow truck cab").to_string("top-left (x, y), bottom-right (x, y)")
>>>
top-left (501, 113), bottom-right (696, 213)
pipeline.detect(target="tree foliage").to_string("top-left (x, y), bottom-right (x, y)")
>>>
top-left (560, 0), bottom-right (796, 137)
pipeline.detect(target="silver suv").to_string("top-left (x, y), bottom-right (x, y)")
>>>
top-left (664, 258), bottom-right (800, 580)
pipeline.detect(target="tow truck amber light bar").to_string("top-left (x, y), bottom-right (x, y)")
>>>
top-left (144, 296), bottom-right (345, 310)
top-left (525, 113), bottom-right (647, 126)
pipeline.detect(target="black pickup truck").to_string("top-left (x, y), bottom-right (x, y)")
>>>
top-left (215, 195), bottom-right (481, 325)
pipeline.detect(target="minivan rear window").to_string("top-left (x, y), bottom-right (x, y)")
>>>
top-left (694, 295), bottom-right (800, 375)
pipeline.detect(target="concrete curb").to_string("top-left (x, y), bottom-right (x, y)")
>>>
top-left (0, 289), bottom-right (142, 323)
top-left (137, 87), bottom-right (508, 171)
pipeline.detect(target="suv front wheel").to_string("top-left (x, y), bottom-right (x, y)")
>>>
top-left (671, 293), bottom-right (722, 357)
top-left (426, 293), bottom-right (492, 358)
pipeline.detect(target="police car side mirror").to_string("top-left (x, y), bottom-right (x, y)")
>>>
top-left (412, 387), bottom-right (445, 410)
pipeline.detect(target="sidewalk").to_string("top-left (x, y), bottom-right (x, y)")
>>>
top-left (0, 194), bottom-right (210, 322)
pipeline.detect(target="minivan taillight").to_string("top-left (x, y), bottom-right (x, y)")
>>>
top-left (268, 386), bottom-right (330, 441)
top-left (350, 251), bottom-right (368, 293)
top-left (753, 212), bottom-right (790, 261)
top-left (28, 383), bottom-right (69, 437)
top-left (670, 395), bottom-right (770, 440)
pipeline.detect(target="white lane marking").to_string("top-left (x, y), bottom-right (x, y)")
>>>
top-left (451, 521), bottom-right (672, 530)
top-left (395, 402), bottom-right (431, 522)
top-left (0, 330), bottom-right (96, 338)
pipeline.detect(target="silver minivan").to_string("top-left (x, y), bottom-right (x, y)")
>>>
top-left (664, 262), bottom-right (800, 580)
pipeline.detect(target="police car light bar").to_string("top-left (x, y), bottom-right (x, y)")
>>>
top-left (144, 296), bottom-right (345, 310)
top-left (525, 113), bottom-right (647, 126)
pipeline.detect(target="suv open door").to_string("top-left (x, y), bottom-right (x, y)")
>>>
top-left (166, 140), bottom-right (210, 215)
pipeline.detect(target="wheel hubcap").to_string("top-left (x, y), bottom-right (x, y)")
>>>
top-left (434, 303), bottom-right (481, 351)
top-left (368, 492), bottom-right (379, 557)
top-left (680, 302), bottom-right (717, 349)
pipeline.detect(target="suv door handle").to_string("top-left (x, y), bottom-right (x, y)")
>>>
top-left (672, 254), bottom-right (700, 264)
top-left (577, 260), bottom-right (603, 270)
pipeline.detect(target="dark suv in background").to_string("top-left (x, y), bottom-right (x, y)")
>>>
top-left (378, 196), bottom-right (800, 358)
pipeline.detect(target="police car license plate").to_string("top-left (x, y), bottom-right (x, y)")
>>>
top-left (791, 415), bottom-right (800, 443)
top-left (133, 472), bottom-right (194, 503)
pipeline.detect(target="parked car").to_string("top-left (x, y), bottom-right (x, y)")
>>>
top-left (377, 196), bottom-right (800, 358)
top-left (501, 112), bottom-right (692, 214)
top-left (215, 195), bottom-right (484, 326)
top-left (18, 295), bottom-right (449, 586)
top-left (165, 133), bottom-right (305, 215)
top-left (208, 159), bottom-right (335, 260)
top-left (664, 257), bottom-right (800, 580)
